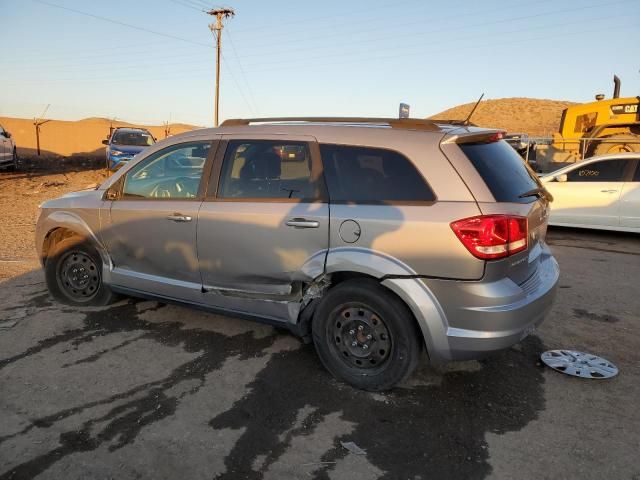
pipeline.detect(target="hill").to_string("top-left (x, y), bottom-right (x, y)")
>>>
top-left (430, 98), bottom-right (577, 136)
top-left (0, 116), bottom-right (201, 158)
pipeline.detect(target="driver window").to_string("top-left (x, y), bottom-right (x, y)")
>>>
top-left (122, 141), bottom-right (211, 199)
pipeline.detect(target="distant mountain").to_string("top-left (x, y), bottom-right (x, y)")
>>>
top-left (429, 98), bottom-right (577, 136)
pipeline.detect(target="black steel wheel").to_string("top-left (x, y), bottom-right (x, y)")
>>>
top-left (312, 278), bottom-right (422, 391)
top-left (56, 250), bottom-right (101, 302)
top-left (45, 237), bottom-right (117, 306)
top-left (330, 304), bottom-right (392, 370)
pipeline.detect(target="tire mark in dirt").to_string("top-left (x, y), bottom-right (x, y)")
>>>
top-left (573, 308), bottom-right (620, 323)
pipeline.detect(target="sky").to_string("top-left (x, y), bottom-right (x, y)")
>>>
top-left (1, 0), bottom-right (639, 127)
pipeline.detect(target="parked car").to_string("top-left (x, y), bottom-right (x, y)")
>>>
top-left (541, 153), bottom-right (639, 232)
top-left (103, 127), bottom-right (155, 170)
top-left (0, 124), bottom-right (18, 170)
top-left (36, 118), bottom-right (559, 390)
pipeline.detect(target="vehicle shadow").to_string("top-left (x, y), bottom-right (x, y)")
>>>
top-left (0, 194), bottom-right (548, 479)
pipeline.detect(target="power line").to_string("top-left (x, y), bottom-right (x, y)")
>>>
top-left (14, 4), bottom-right (623, 76)
top-left (33, 0), bottom-right (212, 48)
top-left (5, 14), bottom-right (635, 85)
top-left (225, 29), bottom-right (259, 115)
top-left (228, 0), bottom-right (633, 52)
top-left (33, 0), bottom-right (256, 122)
top-left (169, 0), bottom-right (205, 12)
top-left (6, 20), bottom-right (635, 89)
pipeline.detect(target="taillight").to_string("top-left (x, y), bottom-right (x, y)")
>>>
top-left (485, 132), bottom-right (505, 143)
top-left (450, 215), bottom-right (528, 260)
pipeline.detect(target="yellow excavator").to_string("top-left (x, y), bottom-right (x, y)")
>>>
top-left (541, 76), bottom-right (639, 168)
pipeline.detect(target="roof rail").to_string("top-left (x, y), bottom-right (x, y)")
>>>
top-left (219, 117), bottom-right (464, 131)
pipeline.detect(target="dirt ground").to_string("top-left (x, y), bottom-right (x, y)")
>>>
top-left (0, 168), bottom-right (110, 280)
top-left (0, 168), bottom-right (639, 479)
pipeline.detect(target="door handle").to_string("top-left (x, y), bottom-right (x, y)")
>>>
top-left (166, 213), bottom-right (192, 222)
top-left (600, 189), bottom-right (618, 193)
top-left (286, 218), bottom-right (319, 229)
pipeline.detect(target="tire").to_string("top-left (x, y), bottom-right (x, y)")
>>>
top-left (593, 134), bottom-right (640, 156)
top-left (312, 278), bottom-right (422, 391)
top-left (45, 237), bottom-right (117, 306)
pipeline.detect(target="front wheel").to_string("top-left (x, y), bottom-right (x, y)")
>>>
top-left (12, 148), bottom-right (18, 170)
top-left (312, 279), bottom-right (422, 391)
top-left (45, 237), bottom-right (117, 306)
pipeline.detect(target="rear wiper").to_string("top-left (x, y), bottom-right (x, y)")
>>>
top-left (519, 188), bottom-right (543, 198)
top-left (519, 186), bottom-right (553, 202)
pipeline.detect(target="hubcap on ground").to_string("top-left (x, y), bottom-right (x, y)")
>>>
top-left (331, 305), bottom-right (392, 369)
top-left (58, 251), bottom-right (100, 301)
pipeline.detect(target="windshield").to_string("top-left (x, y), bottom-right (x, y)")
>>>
top-left (112, 131), bottom-right (154, 147)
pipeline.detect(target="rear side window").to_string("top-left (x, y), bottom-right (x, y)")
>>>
top-left (460, 140), bottom-right (540, 203)
top-left (319, 144), bottom-right (434, 203)
top-left (566, 159), bottom-right (628, 182)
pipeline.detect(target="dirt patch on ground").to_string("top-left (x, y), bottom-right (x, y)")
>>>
top-left (0, 167), bottom-right (110, 279)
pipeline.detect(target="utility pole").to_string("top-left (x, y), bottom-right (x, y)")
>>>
top-left (33, 104), bottom-right (51, 156)
top-left (109, 117), bottom-right (118, 138)
top-left (206, 7), bottom-right (235, 127)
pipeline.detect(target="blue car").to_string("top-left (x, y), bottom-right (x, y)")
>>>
top-left (103, 128), bottom-right (155, 170)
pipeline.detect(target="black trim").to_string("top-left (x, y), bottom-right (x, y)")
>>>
top-left (380, 273), bottom-right (484, 282)
top-left (109, 285), bottom-right (295, 330)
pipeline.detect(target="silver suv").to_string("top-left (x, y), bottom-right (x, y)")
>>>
top-left (36, 117), bottom-right (559, 390)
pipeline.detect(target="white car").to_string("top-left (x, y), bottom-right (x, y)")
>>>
top-left (541, 153), bottom-right (639, 233)
top-left (0, 124), bottom-right (17, 170)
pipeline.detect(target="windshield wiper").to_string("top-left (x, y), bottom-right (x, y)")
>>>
top-left (519, 186), bottom-right (553, 202)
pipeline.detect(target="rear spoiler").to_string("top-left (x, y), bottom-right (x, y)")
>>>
top-left (441, 129), bottom-right (507, 145)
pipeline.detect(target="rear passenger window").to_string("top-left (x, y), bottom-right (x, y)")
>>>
top-left (567, 159), bottom-right (628, 182)
top-left (460, 140), bottom-right (540, 203)
top-left (218, 140), bottom-right (316, 199)
top-left (319, 144), bottom-right (434, 203)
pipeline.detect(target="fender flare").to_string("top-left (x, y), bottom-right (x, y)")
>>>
top-left (40, 212), bottom-right (112, 272)
top-left (324, 247), bottom-right (450, 363)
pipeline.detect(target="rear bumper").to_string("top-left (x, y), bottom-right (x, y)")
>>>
top-left (382, 245), bottom-right (559, 363)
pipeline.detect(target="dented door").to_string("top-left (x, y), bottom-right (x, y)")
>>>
top-left (197, 135), bottom-right (329, 304)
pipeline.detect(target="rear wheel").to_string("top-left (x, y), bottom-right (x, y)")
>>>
top-left (12, 148), bottom-right (18, 170)
top-left (312, 278), bottom-right (421, 391)
top-left (45, 237), bottom-right (117, 306)
top-left (593, 134), bottom-right (640, 156)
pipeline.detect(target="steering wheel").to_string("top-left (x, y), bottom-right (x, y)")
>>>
top-left (150, 177), bottom-right (197, 198)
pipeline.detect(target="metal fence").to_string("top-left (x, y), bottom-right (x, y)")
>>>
top-left (522, 136), bottom-right (640, 161)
